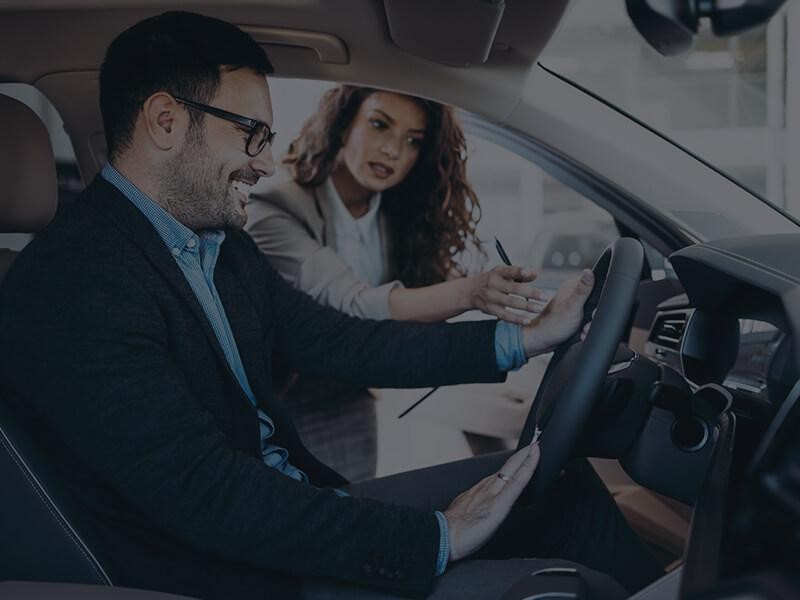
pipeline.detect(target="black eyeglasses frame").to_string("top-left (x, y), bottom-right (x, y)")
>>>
top-left (174, 96), bottom-right (276, 157)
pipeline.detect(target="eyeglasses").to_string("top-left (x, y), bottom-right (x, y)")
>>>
top-left (174, 96), bottom-right (276, 157)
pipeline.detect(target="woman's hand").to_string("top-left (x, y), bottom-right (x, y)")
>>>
top-left (469, 265), bottom-right (548, 325)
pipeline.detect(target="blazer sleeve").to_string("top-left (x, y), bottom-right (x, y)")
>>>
top-left (0, 256), bottom-right (442, 598)
top-left (246, 194), bottom-right (403, 320)
top-left (241, 237), bottom-right (507, 389)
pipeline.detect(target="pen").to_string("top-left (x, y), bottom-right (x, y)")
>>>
top-left (495, 236), bottom-right (512, 266)
top-left (397, 386), bottom-right (439, 419)
top-left (495, 236), bottom-right (549, 304)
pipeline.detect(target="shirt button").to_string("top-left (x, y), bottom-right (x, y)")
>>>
top-left (171, 248), bottom-right (181, 257)
top-left (186, 238), bottom-right (197, 249)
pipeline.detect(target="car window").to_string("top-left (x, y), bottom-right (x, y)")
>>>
top-left (642, 240), bottom-right (677, 281)
top-left (463, 134), bottom-right (621, 293)
top-left (0, 83), bottom-right (79, 251)
top-left (258, 78), bottom-right (679, 478)
top-left (249, 78), bottom-right (334, 194)
top-left (396, 131), bottom-right (679, 470)
top-left (539, 0), bottom-right (800, 235)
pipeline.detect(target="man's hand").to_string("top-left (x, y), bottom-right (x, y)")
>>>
top-left (521, 269), bottom-right (594, 357)
top-left (443, 442), bottom-right (541, 562)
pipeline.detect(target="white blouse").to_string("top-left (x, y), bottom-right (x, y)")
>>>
top-left (322, 177), bottom-right (386, 287)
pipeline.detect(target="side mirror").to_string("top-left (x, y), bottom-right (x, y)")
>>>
top-left (626, 0), bottom-right (787, 56)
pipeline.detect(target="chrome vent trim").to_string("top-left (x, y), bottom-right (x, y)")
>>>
top-left (648, 309), bottom-right (693, 353)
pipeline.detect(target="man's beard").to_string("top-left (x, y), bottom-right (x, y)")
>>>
top-left (156, 126), bottom-right (246, 232)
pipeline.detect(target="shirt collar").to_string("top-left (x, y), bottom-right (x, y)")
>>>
top-left (322, 177), bottom-right (381, 240)
top-left (100, 163), bottom-right (225, 256)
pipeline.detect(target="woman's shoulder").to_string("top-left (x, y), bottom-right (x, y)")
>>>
top-left (251, 178), bottom-right (316, 210)
top-left (248, 178), bottom-right (321, 222)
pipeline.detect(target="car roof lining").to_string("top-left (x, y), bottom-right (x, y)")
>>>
top-left (0, 1), bottom-right (568, 104)
top-left (0, 0), bottom-right (569, 179)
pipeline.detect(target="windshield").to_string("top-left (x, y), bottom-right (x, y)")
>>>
top-left (539, 0), bottom-right (799, 240)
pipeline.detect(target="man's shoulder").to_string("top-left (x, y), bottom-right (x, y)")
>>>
top-left (4, 177), bottom-right (150, 294)
top-left (25, 178), bottom-right (126, 253)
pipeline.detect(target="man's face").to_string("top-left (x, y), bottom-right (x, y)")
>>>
top-left (158, 68), bottom-right (275, 231)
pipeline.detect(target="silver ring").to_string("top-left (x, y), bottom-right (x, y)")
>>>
top-left (497, 472), bottom-right (511, 482)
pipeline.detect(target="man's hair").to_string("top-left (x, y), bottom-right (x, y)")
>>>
top-left (100, 11), bottom-right (274, 162)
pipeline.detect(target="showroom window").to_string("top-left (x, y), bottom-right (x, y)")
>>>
top-left (462, 133), bottom-right (618, 294)
top-left (540, 0), bottom-right (798, 217)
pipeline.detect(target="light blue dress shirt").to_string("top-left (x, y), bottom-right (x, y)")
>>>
top-left (101, 163), bottom-right (527, 576)
top-left (101, 164), bottom-right (308, 483)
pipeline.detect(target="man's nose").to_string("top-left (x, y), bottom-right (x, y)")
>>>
top-left (251, 145), bottom-right (275, 178)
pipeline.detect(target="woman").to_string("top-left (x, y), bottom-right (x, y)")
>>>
top-left (246, 86), bottom-right (542, 481)
top-left (246, 85), bottom-right (543, 323)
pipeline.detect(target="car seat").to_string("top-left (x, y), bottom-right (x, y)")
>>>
top-left (0, 92), bottom-right (111, 585)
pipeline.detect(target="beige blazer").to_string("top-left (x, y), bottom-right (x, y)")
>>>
top-left (246, 179), bottom-right (402, 320)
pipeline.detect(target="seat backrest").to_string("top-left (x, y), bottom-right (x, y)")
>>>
top-left (0, 92), bottom-right (110, 584)
top-left (0, 93), bottom-right (57, 283)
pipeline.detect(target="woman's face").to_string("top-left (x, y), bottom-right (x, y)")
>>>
top-left (338, 91), bottom-right (428, 194)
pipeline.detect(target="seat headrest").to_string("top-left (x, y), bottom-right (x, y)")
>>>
top-left (0, 94), bottom-right (58, 232)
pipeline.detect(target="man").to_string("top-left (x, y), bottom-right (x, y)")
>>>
top-left (0, 11), bottom-right (660, 600)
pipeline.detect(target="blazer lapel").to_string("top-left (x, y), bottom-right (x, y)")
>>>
top-left (212, 247), bottom-right (272, 407)
top-left (377, 211), bottom-right (394, 281)
top-left (213, 241), bottom-right (301, 437)
top-left (84, 177), bottom-right (245, 392)
top-left (312, 185), bottom-right (337, 252)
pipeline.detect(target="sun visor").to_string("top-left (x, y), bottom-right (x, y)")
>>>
top-left (383, 0), bottom-right (506, 67)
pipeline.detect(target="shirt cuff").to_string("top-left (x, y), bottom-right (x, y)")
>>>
top-left (494, 321), bottom-right (527, 372)
top-left (434, 511), bottom-right (450, 576)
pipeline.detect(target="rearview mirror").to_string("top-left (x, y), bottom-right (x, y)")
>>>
top-left (626, 0), bottom-right (787, 56)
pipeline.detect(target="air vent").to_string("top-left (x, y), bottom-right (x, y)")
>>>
top-left (649, 310), bottom-right (690, 351)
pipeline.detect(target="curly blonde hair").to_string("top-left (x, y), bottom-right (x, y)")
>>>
top-left (283, 85), bottom-right (483, 287)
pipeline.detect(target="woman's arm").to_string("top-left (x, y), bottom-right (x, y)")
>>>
top-left (247, 195), bottom-right (401, 320)
top-left (388, 265), bottom-right (546, 324)
top-left (247, 194), bottom-right (546, 324)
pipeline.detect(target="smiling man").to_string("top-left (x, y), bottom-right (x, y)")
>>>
top-left (0, 11), bottom-right (661, 600)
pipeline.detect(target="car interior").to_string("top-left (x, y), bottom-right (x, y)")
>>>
top-left (2, 1), bottom-right (800, 599)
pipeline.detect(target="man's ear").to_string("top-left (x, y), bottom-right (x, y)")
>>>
top-left (141, 92), bottom-right (186, 151)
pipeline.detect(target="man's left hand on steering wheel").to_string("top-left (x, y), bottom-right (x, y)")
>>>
top-left (522, 269), bottom-right (595, 357)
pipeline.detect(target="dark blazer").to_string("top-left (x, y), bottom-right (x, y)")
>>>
top-left (0, 176), bottom-right (505, 600)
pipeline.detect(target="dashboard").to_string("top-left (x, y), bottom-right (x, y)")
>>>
top-left (644, 303), bottom-right (795, 407)
top-left (642, 235), bottom-right (800, 413)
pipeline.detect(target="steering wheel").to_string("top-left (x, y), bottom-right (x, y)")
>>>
top-left (517, 237), bottom-right (643, 496)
